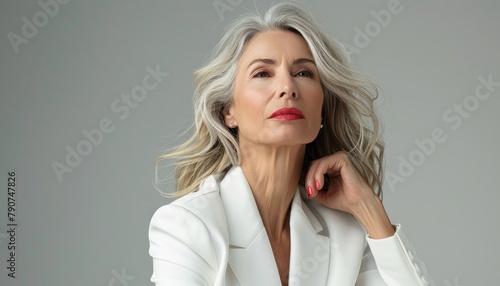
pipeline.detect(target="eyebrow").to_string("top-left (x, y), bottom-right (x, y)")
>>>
top-left (246, 58), bottom-right (316, 70)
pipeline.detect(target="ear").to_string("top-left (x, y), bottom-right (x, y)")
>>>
top-left (223, 103), bottom-right (237, 128)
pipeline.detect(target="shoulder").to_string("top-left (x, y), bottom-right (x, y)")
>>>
top-left (148, 174), bottom-right (228, 253)
top-left (148, 174), bottom-right (229, 269)
top-left (149, 173), bottom-right (227, 234)
top-left (168, 174), bottom-right (223, 213)
top-left (148, 174), bottom-right (230, 284)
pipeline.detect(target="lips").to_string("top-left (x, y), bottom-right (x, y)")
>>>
top-left (269, 107), bottom-right (304, 120)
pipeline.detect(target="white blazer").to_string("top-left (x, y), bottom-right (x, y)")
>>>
top-left (149, 166), bottom-right (435, 286)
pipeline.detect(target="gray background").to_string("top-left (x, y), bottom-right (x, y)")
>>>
top-left (1, 0), bottom-right (498, 285)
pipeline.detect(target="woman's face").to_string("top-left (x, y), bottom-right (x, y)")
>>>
top-left (226, 29), bottom-right (323, 149)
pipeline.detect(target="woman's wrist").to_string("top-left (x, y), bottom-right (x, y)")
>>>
top-left (351, 195), bottom-right (395, 239)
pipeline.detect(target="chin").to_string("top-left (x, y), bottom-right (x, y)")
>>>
top-left (268, 133), bottom-right (317, 146)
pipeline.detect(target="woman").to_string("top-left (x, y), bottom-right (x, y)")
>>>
top-left (149, 3), bottom-right (434, 285)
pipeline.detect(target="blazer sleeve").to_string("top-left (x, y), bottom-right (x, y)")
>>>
top-left (148, 204), bottom-right (218, 286)
top-left (355, 224), bottom-right (436, 286)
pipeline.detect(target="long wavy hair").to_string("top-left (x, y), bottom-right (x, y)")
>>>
top-left (155, 2), bottom-right (385, 198)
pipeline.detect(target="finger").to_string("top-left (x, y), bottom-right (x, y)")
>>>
top-left (323, 152), bottom-right (349, 176)
top-left (305, 160), bottom-right (321, 197)
top-left (307, 180), bottom-right (341, 209)
top-left (305, 155), bottom-right (336, 196)
top-left (305, 152), bottom-right (348, 197)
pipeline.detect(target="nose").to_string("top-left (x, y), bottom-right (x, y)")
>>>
top-left (278, 72), bottom-right (298, 99)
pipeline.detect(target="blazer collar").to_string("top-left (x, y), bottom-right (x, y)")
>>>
top-left (219, 166), bottom-right (330, 285)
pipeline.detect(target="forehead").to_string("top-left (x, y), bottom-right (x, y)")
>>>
top-left (238, 30), bottom-right (313, 64)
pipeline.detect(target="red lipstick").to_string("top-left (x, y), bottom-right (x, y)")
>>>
top-left (269, 107), bottom-right (304, 121)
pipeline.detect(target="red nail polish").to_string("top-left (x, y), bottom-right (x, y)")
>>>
top-left (315, 180), bottom-right (320, 190)
top-left (307, 186), bottom-right (313, 196)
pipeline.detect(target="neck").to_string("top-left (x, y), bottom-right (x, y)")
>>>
top-left (239, 143), bottom-right (305, 239)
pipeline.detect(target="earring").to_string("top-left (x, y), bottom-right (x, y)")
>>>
top-left (320, 123), bottom-right (323, 129)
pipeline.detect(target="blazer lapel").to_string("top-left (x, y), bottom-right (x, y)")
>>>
top-left (220, 167), bottom-right (282, 286)
top-left (288, 189), bottom-right (330, 285)
top-left (306, 201), bottom-right (367, 285)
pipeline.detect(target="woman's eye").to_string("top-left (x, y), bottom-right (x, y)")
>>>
top-left (296, 70), bottom-right (313, 77)
top-left (253, 71), bottom-right (269, 78)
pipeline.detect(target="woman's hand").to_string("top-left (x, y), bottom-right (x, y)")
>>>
top-left (305, 152), bottom-right (395, 238)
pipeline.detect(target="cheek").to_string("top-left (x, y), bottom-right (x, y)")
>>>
top-left (315, 93), bottom-right (324, 113)
top-left (307, 88), bottom-right (324, 120)
top-left (234, 90), bottom-right (266, 125)
top-left (239, 81), bottom-right (272, 109)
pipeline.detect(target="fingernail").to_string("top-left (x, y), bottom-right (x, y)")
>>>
top-left (315, 180), bottom-right (320, 190)
top-left (306, 186), bottom-right (313, 197)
